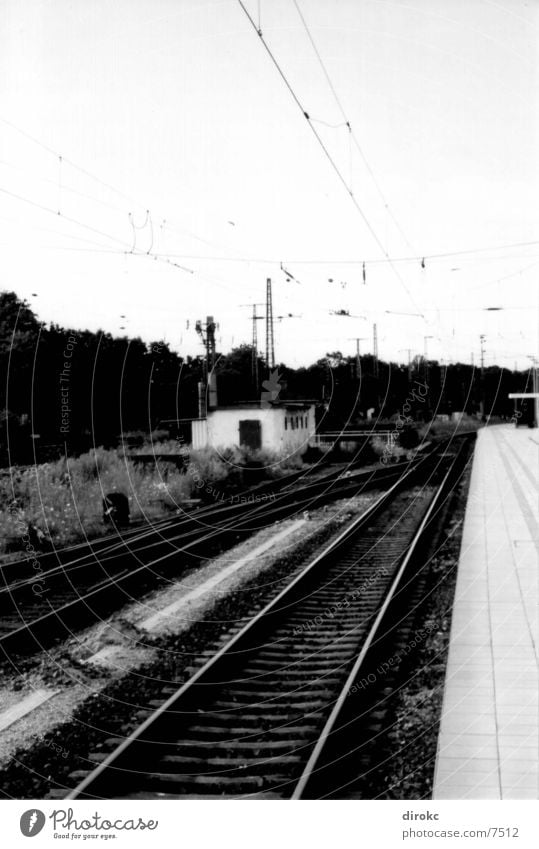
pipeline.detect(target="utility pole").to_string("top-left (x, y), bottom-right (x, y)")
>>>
top-left (266, 278), bottom-right (275, 371)
top-left (372, 323), bottom-right (381, 411)
top-left (527, 355), bottom-right (539, 426)
top-left (534, 359), bottom-right (539, 426)
top-left (348, 337), bottom-right (368, 378)
top-left (241, 303), bottom-right (265, 395)
top-left (479, 334), bottom-right (486, 418)
top-left (440, 359), bottom-right (447, 412)
top-left (195, 315), bottom-right (218, 416)
top-left (251, 304), bottom-right (259, 393)
top-left (400, 348), bottom-right (413, 384)
top-left (424, 335), bottom-right (433, 385)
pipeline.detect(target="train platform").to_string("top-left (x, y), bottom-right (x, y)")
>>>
top-left (432, 425), bottom-right (539, 799)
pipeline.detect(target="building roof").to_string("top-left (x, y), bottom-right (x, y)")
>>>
top-left (210, 400), bottom-right (316, 411)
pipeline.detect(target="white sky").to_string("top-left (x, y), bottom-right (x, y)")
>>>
top-left (1, 0), bottom-right (537, 369)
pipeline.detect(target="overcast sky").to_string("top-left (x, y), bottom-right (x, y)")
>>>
top-left (1, 0), bottom-right (537, 369)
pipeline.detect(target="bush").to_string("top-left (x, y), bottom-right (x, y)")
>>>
top-left (370, 435), bottom-right (409, 464)
top-left (0, 447), bottom-right (196, 554)
top-left (399, 426), bottom-right (420, 449)
top-left (417, 415), bottom-right (483, 443)
top-left (0, 442), bottom-right (311, 554)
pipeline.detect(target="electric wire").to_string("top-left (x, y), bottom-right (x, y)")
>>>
top-left (291, 0), bottom-right (416, 254)
top-left (0, 115), bottom-right (238, 266)
top-left (108, 240), bottom-right (539, 265)
top-left (236, 0), bottom-right (424, 319)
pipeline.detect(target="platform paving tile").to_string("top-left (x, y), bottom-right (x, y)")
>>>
top-left (496, 694), bottom-right (538, 708)
top-left (436, 734), bottom-right (498, 760)
top-left (435, 787), bottom-right (501, 800)
top-left (433, 426), bottom-right (539, 800)
top-left (498, 737), bottom-right (538, 752)
top-left (496, 707), bottom-right (539, 720)
top-left (500, 788), bottom-right (538, 799)
top-left (442, 696), bottom-right (495, 710)
top-left (435, 772), bottom-right (500, 789)
top-left (500, 765), bottom-right (539, 782)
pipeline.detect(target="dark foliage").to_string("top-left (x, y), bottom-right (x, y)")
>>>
top-left (0, 291), bottom-right (531, 465)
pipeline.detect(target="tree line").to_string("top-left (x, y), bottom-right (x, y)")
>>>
top-left (0, 291), bottom-right (532, 464)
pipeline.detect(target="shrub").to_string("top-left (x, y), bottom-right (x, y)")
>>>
top-left (0, 447), bottom-right (196, 554)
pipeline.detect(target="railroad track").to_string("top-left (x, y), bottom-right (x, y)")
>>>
top-left (58, 434), bottom-right (473, 800)
top-left (0, 459), bottom-right (338, 583)
top-left (0, 456), bottom-right (416, 656)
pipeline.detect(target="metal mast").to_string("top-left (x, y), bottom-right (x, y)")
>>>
top-left (266, 278), bottom-right (275, 370)
top-left (240, 302), bottom-right (264, 395)
top-left (195, 315), bottom-right (218, 414)
top-left (251, 304), bottom-right (261, 392)
top-left (479, 333), bottom-right (486, 416)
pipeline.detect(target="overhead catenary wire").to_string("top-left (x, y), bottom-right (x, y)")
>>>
top-left (2, 113), bottom-right (536, 285)
top-left (236, 0), bottom-right (424, 320)
top-left (0, 115), bottom-right (142, 210)
top-left (0, 114), bottom-right (240, 266)
top-left (0, 183), bottom-right (194, 275)
top-left (113, 239), bottom-right (539, 265)
top-left (0, 184), bottom-right (133, 250)
top-left (236, 0), bottom-right (386, 252)
top-left (291, 0), bottom-right (416, 255)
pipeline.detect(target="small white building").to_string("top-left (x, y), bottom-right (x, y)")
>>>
top-left (192, 401), bottom-right (316, 456)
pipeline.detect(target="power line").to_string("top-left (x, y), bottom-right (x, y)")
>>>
top-left (236, 0), bottom-right (423, 318)
top-left (0, 184), bottom-right (131, 249)
top-left (0, 115), bottom-right (142, 210)
top-left (3, 112), bottom-right (536, 282)
top-left (0, 114), bottom-right (241, 266)
top-left (291, 0), bottom-right (416, 253)
top-left (0, 183), bottom-right (194, 275)
top-left (0, 154), bottom-right (138, 218)
top-left (291, 0), bottom-right (349, 122)
top-left (114, 239), bottom-right (539, 266)
top-left (237, 0), bottom-right (382, 249)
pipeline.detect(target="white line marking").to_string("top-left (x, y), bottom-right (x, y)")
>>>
top-left (0, 689), bottom-right (59, 732)
top-left (83, 645), bottom-right (121, 666)
top-left (141, 520), bottom-right (306, 632)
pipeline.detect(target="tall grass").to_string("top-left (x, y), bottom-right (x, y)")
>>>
top-left (417, 414), bottom-right (483, 442)
top-left (0, 447), bottom-right (193, 554)
top-left (0, 441), bottom-right (308, 555)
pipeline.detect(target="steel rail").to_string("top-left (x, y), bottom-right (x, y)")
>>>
top-left (0, 469), bottom-right (411, 654)
top-left (64, 456), bottom-right (427, 800)
top-left (0, 458), bottom-right (414, 598)
top-left (291, 438), bottom-right (470, 798)
top-left (0, 458), bottom-right (417, 655)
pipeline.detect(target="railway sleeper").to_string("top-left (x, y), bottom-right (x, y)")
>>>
top-left (211, 698), bottom-right (325, 713)
top-left (228, 663), bottom-right (345, 678)
top-left (241, 654), bottom-right (354, 669)
top-left (136, 773), bottom-right (290, 793)
top-left (186, 709), bottom-right (325, 724)
top-left (158, 753), bottom-right (303, 772)
top-left (185, 723), bottom-right (319, 739)
top-left (238, 667), bottom-right (346, 683)
top-left (216, 687), bottom-right (335, 702)
top-left (173, 737), bottom-right (309, 752)
top-left (269, 630), bottom-right (368, 643)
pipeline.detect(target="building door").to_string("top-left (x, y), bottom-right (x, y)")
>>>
top-left (239, 419), bottom-right (262, 450)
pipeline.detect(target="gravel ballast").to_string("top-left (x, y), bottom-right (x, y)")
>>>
top-left (0, 490), bottom-right (378, 798)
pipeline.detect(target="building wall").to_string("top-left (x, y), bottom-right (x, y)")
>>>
top-left (198, 405), bottom-right (315, 456)
top-left (192, 418), bottom-right (208, 450)
top-left (282, 406), bottom-right (316, 455)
